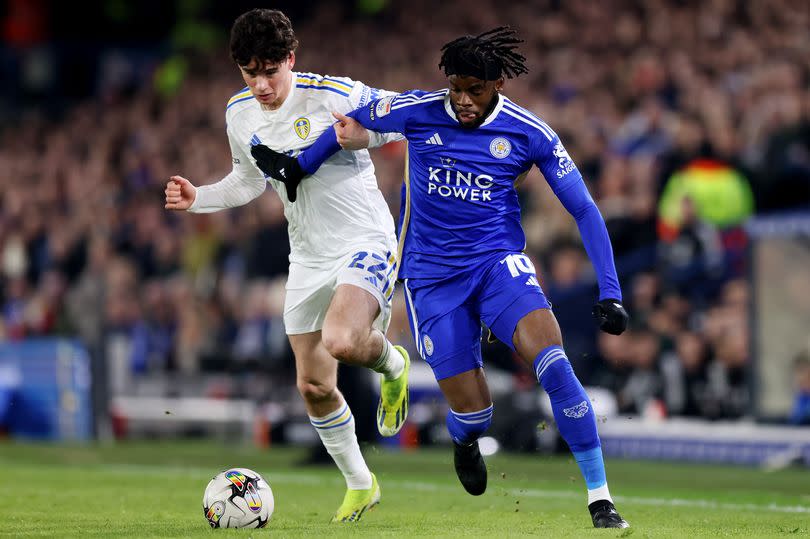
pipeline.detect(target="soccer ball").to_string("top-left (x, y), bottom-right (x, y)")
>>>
top-left (203, 468), bottom-right (274, 528)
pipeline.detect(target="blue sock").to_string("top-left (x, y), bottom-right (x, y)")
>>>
top-left (446, 405), bottom-right (493, 445)
top-left (534, 345), bottom-right (607, 490)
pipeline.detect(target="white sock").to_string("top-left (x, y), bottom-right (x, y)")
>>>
top-left (371, 336), bottom-right (405, 381)
top-left (309, 402), bottom-right (373, 490)
top-left (587, 483), bottom-right (613, 505)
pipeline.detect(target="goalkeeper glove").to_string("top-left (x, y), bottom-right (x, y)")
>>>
top-left (592, 299), bottom-right (629, 335)
top-left (250, 144), bottom-right (305, 202)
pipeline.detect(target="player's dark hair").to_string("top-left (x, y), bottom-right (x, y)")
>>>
top-left (439, 26), bottom-right (528, 80)
top-left (230, 9), bottom-right (299, 67)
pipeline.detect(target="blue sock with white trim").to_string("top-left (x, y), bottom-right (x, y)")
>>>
top-left (534, 345), bottom-right (612, 503)
top-left (446, 405), bottom-right (494, 445)
top-left (309, 401), bottom-right (373, 490)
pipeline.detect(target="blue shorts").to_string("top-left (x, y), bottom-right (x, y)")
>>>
top-left (402, 252), bottom-right (551, 380)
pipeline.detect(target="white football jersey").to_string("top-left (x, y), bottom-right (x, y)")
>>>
top-left (189, 72), bottom-right (400, 264)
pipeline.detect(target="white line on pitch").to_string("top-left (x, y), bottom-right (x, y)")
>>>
top-left (33, 462), bottom-right (809, 515)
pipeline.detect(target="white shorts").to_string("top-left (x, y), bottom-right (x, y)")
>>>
top-left (284, 245), bottom-right (397, 335)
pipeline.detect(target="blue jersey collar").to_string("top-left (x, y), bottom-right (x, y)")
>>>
top-left (444, 92), bottom-right (504, 127)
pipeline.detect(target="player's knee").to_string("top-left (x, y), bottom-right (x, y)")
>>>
top-left (446, 405), bottom-right (494, 445)
top-left (321, 324), bottom-right (362, 362)
top-left (296, 377), bottom-right (336, 404)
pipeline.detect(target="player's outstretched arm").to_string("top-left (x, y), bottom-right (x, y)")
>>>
top-left (268, 92), bottom-right (418, 183)
top-left (555, 182), bottom-right (629, 335)
top-left (532, 131), bottom-right (628, 334)
top-left (165, 176), bottom-right (196, 210)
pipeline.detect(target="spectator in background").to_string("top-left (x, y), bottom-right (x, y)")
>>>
top-left (616, 329), bottom-right (663, 416)
top-left (660, 332), bottom-right (709, 417)
top-left (0, 362), bottom-right (21, 435)
top-left (592, 332), bottom-right (632, 397)
top-left (789, 350), bottom-right (810, 426)
top-left (129, 280), bottom-right (176, 374)
top-left (658, 195), bottom-right (724, 302)
top-left (704, 325), bottom-right (749, 420)
top-left (760, 119), bottom-right (810, 210)
top-left (627, 272), bottom-right (659, 329)
top-left (231, 279), bottom-right (288, 369)
top-left (243, 193), bottom-right (290, 280)
top-left (657, 158), bottom-right (754, 241)
top-left (543, 242), bottom-right (598, 378)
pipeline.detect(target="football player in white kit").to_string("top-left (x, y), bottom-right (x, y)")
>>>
top-left (163, 9), bottom-right (409, 522)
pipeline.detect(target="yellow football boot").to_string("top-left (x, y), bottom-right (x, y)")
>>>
top-left (331, 473), bottom-right (380, 523)
top-left (377, 346), bottom-right (410, 437)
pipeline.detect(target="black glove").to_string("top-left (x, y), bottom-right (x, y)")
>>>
top-left (592, 298), bottom-right (629, 335)
top-left (250, 144), bottom-right (305, 202)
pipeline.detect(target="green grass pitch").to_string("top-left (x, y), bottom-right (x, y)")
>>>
top-left (0, 441), bottom-right (808, 538)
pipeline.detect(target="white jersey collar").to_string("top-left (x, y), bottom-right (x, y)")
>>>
top-left (444, 92), bottom-right (504, 127)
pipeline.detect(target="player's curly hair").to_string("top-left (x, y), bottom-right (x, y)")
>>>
top-left (439, 26), bottom-right (528, 80)
top-left (230, 9), bottom-right (299, 67)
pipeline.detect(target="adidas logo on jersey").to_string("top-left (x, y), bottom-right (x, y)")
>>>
top-left (425, 133), bottom-right (443, 145)
top-left (525, 276), bottom-right (540, 287)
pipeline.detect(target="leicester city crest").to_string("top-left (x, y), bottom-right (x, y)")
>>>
top-left (489, 137), bottom-right (512, 159)
top-left (294, 117), bottom-right (310, 140)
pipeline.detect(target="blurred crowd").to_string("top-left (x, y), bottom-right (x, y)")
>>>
top-left (1, 0), bottom-right (809, 422)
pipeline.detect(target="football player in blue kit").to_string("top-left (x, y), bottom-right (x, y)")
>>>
top-left (251, 27), bottom-right (630, 528)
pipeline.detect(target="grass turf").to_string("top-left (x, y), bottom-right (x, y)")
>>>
top-left (0, 441), bottom-right (808, 538)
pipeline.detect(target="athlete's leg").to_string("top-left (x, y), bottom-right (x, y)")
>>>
top-left (438, 368), bottom-right (494, 447)
top-left (437, 368), bottom-right (492, 417)
top-left (436, 368), bottom-right (493, 496)
top-left (289, 331), bottom-right (368, 482)
top-left (512, 309), bottom-right (606, 498)
top-left (322, 247), bottom-right (404, 375)
top-left (401, 274), bottom-right (493, 494)
top-left (322, 283), bottom-right (409, 436)
top-left (478, 253), bottom-right (627, 527)
top-left (511, 309), bottom-right (628, 528)
top-left (322, 283), bottom-right (403, 374)
top-left (289, 331), bottom-right (379, 521)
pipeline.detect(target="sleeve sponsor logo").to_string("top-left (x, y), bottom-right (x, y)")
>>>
top-left (553, 141), bottom-right (576, 177)
top-left (375, 96), bottom-right (395, 118)
top-left (359, 85), bottom-right (371, 106)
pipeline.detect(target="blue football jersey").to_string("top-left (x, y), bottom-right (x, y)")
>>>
top-left (352, 90), bottom-right (586, 280)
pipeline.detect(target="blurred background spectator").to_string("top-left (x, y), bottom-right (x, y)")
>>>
top-left (790, 350), bottom-right (810, 426)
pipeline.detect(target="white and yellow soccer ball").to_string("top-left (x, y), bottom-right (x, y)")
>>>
top-left (203, 468), bottom-right (274, 528)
